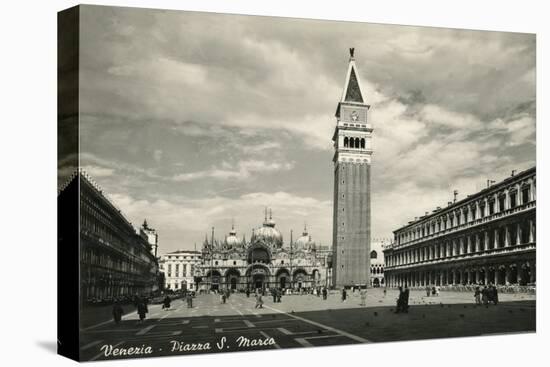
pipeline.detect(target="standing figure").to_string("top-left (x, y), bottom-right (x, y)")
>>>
top-left (395, 286), bottom-right (404, 313)
top-left (137, 299), bottom-right (148, 323)
top-left (255, 292), bottom-right (263, 309)
top-left (360, 287), bottom-right (367, 306)
top-left (481, 286), bottom-right (489, 307)
top-left (341, 288), bottom-right (347, 302)
top-left (162, 295), bottom-right (171, 310)
top-left (403, 285), bottom-right (410, 313)
top-left (112, 302), bottom-right (124, 325)
top-left (426, 285), bottom-right (431, 297)
top-left (186, 292), bottom-right (193, 308)
top-left (322, 287), bottom-right (328, 300)
top-left (474, 286), bottom-right (481, 305)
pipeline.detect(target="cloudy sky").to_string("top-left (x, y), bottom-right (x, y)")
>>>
top-left (69, 5), bottom-right (536, 254)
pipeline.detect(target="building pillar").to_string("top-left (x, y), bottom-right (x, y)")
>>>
top-left (529, 219), bottom-right (535, 243)
top-left (505, 225), bottom-right (510, 247)
top-left (484, 231), bottom-right (490, 250)
top-left (475, 233), bottom-right (480, 252)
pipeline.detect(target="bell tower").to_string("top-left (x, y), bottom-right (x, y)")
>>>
top-left (332, 48), bottom-right (373, 288)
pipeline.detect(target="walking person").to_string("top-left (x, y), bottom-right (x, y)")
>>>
top-left (112, 301), bottom-right (124, 325)
top-left (137, 298), bottom-right (148, 323)
top-left (395, 286), bottom-right (404, 313)
top-left (186, 292), bottom-right (193, 308)
top-left (403, 285), bottom-right (410, 313)
top-left (360, 287), bottom-right (367, 306)
top-left (162, 295), bottom-right (171, 310)
top-left (246, 288), bottom-right (250, 298)
top-left (474, 286), bottom-right (482, 305)
top-left (481, 285), bottom-right (489, 307)
top-left (255, 292), bottom-right (263, 309)
top-left (491, 285), bottom-right (499, 305)
top-left (383, 288), bottom-right (387, 297)
top-left (322, 287), bottom-right (328, 300)
top-left (341, 288), bottom-right (347, 302)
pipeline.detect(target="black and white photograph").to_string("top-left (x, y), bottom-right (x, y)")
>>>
top-left (55, 2), bottom-right (538, 363)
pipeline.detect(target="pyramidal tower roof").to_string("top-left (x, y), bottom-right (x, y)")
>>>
top-left (340, 48), bottom-right (365, 104)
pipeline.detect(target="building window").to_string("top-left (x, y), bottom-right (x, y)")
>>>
top-left (215, 261), bottom-right (218, 265)
top-left (498, 195), bottom-right (506, 211)
top-left (510, 192), bottom-right (517, 208)
top-left (522, 186), bottom-right (530, 204)
top-left (370, 250), bottom-right (377, 259)
top-left (344, 137), bottom-right (349, 147)
top-left (489, 201), bottom-right (495, 215)
top-left (233, 261), bottom-right (237, 265)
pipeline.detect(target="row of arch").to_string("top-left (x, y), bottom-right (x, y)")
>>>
top-left (343, 137), bottom-right (365, 149)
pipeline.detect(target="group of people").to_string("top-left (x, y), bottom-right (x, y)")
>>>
top-left (219, 288), bottom-right (232, 304)
top-left (425, 285), bottom-right (440, 297)
top-left (474, 284), bottom-right (499, 306)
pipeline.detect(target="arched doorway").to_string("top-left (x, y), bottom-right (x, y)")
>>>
top-left (275, 268), bottom-right (290, 289)
top-left (373, 278), bottom-right (380, 287)
top-left (293, 268), bottom-right (308, 289)
top-left (497, 266), bottom-right (506, 285)
top-left (225, 269), bottom-right (241, 291)
top-left (247, 264), bottom-right (270, 291)
top-left (206, 270), bottom-right (222, 291)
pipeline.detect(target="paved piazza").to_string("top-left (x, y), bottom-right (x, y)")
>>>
top-left (80, 289), bottom-right (535, 361)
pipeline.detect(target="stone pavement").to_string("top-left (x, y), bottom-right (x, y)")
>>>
top-left (79, 289), bottom-right (535, 361)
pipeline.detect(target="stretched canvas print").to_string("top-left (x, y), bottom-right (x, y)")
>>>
top-left (57, 4), bottom-right (536, 362)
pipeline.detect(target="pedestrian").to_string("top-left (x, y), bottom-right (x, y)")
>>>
top-left (435, 286), bottom-right (440, 296)
top-left (426, 285), bottom-right (431, 297)
top-left (272, 288), bottom-right (277, 303)
top-left (162, 295), bottom-right (171, 310)
top-left (474, 286), bottom-right (481, 305)
top-left (137, 299), bottom-right (148, 323)
top-left (186, 292), bottom-right (193, 308)
top-left (360, 287), bottom-right (367, 306)
top-left (383, 288), bottom-right (387, 297)
top-left (481, 285), bottom-right (489, 307)
top-left (431, 286), bottom-right (436, 296)
top-left (403, 285), bottom-right (410, 313)
top-left (341, 288), bottom-right (347, 302)
top-left (220, 292), bottom-right (226, 304)
top-left (112, 301), bottom-right (123, 325)
top-left (322, 287), bottom-right (328, 300)
top-left (491, 285), bottom-right (499, 305)
top-left (246, 288), bottom-right (250, 298)
top-left (395, 286), bottom-right (404, 313)
top-left (255, 292), bottom-right (263, 309)
top-left (276, 288), bottom-right (282, 303)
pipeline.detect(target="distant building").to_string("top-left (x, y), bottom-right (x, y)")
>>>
top-left (198, 209), bottom-right (331, 291)
top-left (62, 172), bottom-right (159, 303)
top-left (383, 167), bottom-right (536, 288)
top-left (140, 219), bottom-right (159, 258)
top-left (159, 250), bottom-right (202, 291)
top-left (370, 238), bottom-right (390, 287)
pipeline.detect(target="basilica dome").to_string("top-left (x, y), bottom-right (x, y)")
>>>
top-left (294, 225), bottom-right (316, 251)
top-left (252, 209), bottom-right (283, 248)
top-left (224, 226), bottom-right (242, 249)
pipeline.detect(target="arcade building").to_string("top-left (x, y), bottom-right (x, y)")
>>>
top-left (383, 167), bottom-right (536, 289)
top-left (198, 209), bottom-right (331, 291)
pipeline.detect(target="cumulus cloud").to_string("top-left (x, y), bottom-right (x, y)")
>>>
top-left (74, 6), bottom-right (536, 252)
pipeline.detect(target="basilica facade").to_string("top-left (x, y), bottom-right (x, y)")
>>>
top-left (197, 209), bottom-right (331, 291)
